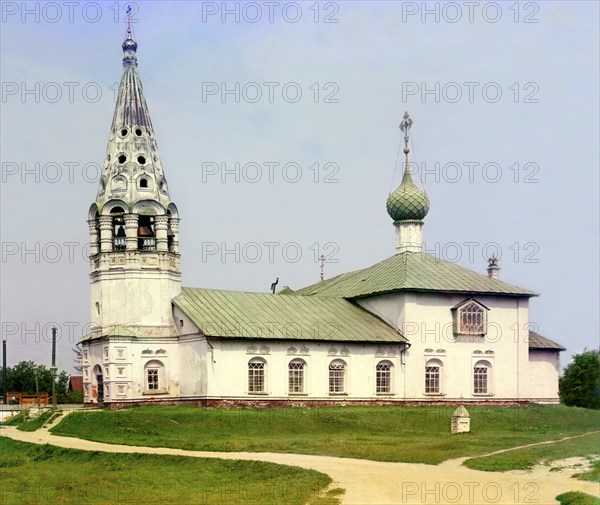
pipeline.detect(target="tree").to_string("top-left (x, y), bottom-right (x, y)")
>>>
top-left (0, 360), bottom-right (70, 402)
top-left (559, 349), bottom-right (600, 409)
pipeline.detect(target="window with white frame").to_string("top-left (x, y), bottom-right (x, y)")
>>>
top-left (248, 358), bottom-right (266, 393)
top-left (425, 359), bottom-right (443, 394)
top-left (144, 360), bottom-right (165, 392)
top-left (376, 360), bottom-right (393, 394)
top-left (329, 359), bottom-right (347, 394)
top-left (288, 359), bottom-right (306, 394)
top-left (453, 299), bottom-right (488, 336)
top-left (473, 360), bottom-right (492, 394)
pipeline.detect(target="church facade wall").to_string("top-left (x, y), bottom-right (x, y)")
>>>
top-left (523, 350), bottom-right (561, 401)
top-left (358, 291), bottom-right (556, 402)
top-left (204, 339), bottom-right (406, 400)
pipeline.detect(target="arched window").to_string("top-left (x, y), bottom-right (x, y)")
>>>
top-left (329, 359), bottom-right (347, 394)
top-left (376, 360), bottom-right (393, 394)
top-left (473, 360), bottom-right (492, 395)
top-left (425, 359), bottom-right (443, 394)
top-left (248, 357), bottom-right (266, 393)
top-left (288, 359), bottom-right (306, 394)
top-left (144, 360), bottom-right (165, 392)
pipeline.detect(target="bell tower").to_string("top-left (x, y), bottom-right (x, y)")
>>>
top-left (87, 26), bottom-right (181, 341)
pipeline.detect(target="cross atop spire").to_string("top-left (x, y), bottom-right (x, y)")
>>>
top-left (126, 4), bottom-right (133, 35)
top-left (399, 111), bottom-right (413, 153)
top-left (122, 5), bottom-right (138, 67)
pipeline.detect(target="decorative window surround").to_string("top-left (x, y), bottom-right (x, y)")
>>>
top-left (451, 298), bottom-right (489, 337)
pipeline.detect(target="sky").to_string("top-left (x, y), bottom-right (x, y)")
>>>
top-left (1, 1), bottom-right (598, 373)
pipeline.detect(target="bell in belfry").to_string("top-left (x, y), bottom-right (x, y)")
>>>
top-left (138, 222), bottom-right (154, 237)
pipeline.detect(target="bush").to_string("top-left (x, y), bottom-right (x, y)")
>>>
top-left (559, 349), bottom-right (600, 409)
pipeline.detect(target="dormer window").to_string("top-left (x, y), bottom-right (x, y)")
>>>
top-left (452, 299), bottom-right (489, 337)
top-left (138, 175), bottom-right (152, 190)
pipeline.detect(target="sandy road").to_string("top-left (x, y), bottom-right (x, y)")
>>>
top-left (1, 413), bottom-right (598, 505)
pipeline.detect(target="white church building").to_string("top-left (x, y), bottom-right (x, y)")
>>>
top-left (81, 30), bottom-right (564, 407)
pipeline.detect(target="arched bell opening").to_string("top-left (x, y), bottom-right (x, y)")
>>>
top-left (166, 209), bottom-right (175, 252)
top-left (110, 206), bottom-right (126, 251)
top-left (138, 215), bottom-right (156, 251)
top-left (88, 204), bottom-right (101, 256)
top-left (166, 203), bottom-right (180, 254)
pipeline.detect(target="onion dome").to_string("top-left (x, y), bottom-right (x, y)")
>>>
top-left (386, 113), bottom-right (430, 221)
top-left (386, 148), bottom-right (430, 221)
top-left (122, 28), bottom-right (138, 67)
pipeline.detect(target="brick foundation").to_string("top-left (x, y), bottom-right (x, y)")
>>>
top-left (87, 397), bottom-right (543, 409)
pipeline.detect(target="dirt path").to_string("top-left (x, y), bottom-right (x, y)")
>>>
top-left (1, 413), bottom-right (598, 505)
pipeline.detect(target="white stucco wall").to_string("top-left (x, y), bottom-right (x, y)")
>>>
top-left (524, 350), bottom-right (561, 401)
top-left (205, 339), bottom-right (406, 399)
top-left (89, 252), bottom-right (181, 338)
top-left (82, 336), bottom-right (191, 404)
top-left (357, 291), bottom-right (554, 401)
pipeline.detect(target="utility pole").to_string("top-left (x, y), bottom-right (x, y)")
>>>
top-left (51, 327), bottom-right (57, 408)
top-left (34, 366), bottom-right (40, 409)
top-left (2, 339), bottom-right (6, 405)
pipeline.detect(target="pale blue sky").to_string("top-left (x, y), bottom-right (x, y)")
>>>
top-left (1, 1), bottom-right (598, 372)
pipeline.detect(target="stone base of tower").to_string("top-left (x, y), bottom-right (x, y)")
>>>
top-left (80, 333), bottom-right (200, 406)
top-left (89, 250), bottom-right (181, 339)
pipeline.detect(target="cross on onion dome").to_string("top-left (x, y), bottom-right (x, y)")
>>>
top-left (399, 111), bottom-right (413, 147)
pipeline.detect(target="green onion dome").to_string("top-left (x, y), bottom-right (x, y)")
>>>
top-left (386, 150), bottom-right (430, 221)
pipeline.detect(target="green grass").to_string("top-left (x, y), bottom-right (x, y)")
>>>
top-left (17, 409), bottom-right (60, 431)
top-left (556, 491), bottom-right (600, 505)
top-left (574, 460), bottom-right (600, 482)
top-left (1, 409), bottom-right (59, 431)
top-left (464, 432), bottom-right (600, 472)
top-left (50, 404), bottom-right (600, 464)
top-left (0, 437), bottom-right (335, 505)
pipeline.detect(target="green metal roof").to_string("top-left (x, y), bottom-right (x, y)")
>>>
top-left (295, 251), bottom-right (538, 299)
top-left (174, 288), bottom-right (406, 343)
top-left (79, 324), bottom-right (138, 343)
top-left (528, 330), bottom-right (566, 351)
